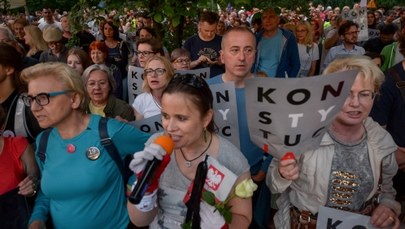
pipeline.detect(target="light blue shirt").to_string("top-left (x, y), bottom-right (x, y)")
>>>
top-left (256, 30), bottom-right (283, 77)
top-left (322, 43), bottom-right (365, 72)
top-left (207, 76), bottom-right (272, 174)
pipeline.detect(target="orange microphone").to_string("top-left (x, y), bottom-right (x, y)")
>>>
top-left (154, 135), bottom-right (175, 155)
top-left (129, 135), bottom-right (174, 204)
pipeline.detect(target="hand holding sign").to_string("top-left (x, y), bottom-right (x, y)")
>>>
top-left (370, 205), bottom-right (399, 229)
top-left (245, 70), bottom-right (358, 159)
top-left (281, 152), bottom-right (296, 161)
top-left (316, 206), bottom-right (397, 229)
top-left (279, 152), bottom-right (299, 180)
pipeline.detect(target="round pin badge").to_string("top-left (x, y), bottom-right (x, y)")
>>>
top-left (67, 144), bottom-right (76, 153)
top-left (86, 147), bottom-right (101, 160)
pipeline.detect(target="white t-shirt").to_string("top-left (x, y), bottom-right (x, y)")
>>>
top-left (297, 43), bottom-right (319, 77)
top-left (132, 92), bottom-right (161, 119)
top-left (38, 21), bottom-right (62, 31)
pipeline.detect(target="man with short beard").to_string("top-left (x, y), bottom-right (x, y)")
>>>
top-left (322, 20), bottom-right (365, 72)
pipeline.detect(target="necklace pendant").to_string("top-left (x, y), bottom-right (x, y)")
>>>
top-left (185, 161), bottom-right (192, 167)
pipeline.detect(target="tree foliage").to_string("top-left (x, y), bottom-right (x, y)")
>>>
top-left (11, 0), bottom-right (398, 51)
top-left (121, 0), bottom-right (204, 52)
top-left (311, 0), bottom-right (397, 10)
top-left (8, 0), bottom-right (398, 17)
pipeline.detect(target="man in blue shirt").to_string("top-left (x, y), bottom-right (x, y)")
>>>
top-left (322, 20), bottom-right (365, 72)
top-left (254, 8), bottom-right (300, 78)
top-left (208, 27), bottom-right (272, 229)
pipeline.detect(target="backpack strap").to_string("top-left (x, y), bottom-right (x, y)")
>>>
top-left (37, 128), bottom-right (52, 163)
top-left (386, 67), bottom-right (405, 105)
top-left (14, 95), bottom-right (28, 137)
top-left (99, 117), bottom-right (125, 183)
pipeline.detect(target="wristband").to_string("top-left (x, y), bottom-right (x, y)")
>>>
top-left (133, 189), bottom-right (157, 212)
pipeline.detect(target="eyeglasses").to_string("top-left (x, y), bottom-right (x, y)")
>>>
top-left (172, 73), bottom-right (206, 89)
top-left (86, 80), bottom-right (109, 88)
top-left (228, 47), bottom-right (255, 56)
top-left (346, 90), bottom-right (375, 103)
top-left (22, 90), bottom-right (72, 107)
top-left (344, 31), bottom-right (360, 36)
top-left (135, 50), bottom-right (155, 57)
top-left (295, 29), bottom-right (307, 33)
top-left (144, 68), bottom-right (166, 76)
top-left (173, 58), bottom-right (191, 64)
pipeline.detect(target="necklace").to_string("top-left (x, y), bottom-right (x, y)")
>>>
top-left (179, 133), bottom-right (212, 168)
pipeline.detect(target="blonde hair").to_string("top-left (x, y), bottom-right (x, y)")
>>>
top-left (20, 62), bottom-right (89, 112)
top-left (294, 21), bottom-right (313, 46)
top-left (323, 57), bottom-right (385, 93)
top-left (142, 56), bottom-right (175, 93)
top-left (24, 25), bottom-right (48, 57)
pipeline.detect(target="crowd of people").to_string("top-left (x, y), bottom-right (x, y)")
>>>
top-left (0, 2), bottom-right (404, 229)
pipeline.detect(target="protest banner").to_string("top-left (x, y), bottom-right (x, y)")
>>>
top-left (127, 66), bottom-right (144, 105)
top-left (244, 70), bottom-right (358, 159)
top-left (176, 67), bottom-right (210, 80)
top-left (317, 206), bottom-right (379, 229)
top-left (127, 67), bottom-right (210, 105)
top-left (342, 6), bottom-right (368, 42)
top-left (209, 82), bottom-right (240, 148)
top-left (129, 114), bottom-right (163, 134)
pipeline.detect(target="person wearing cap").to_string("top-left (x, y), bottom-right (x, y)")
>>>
top-left (39, 27), bottom-right (68, 63)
